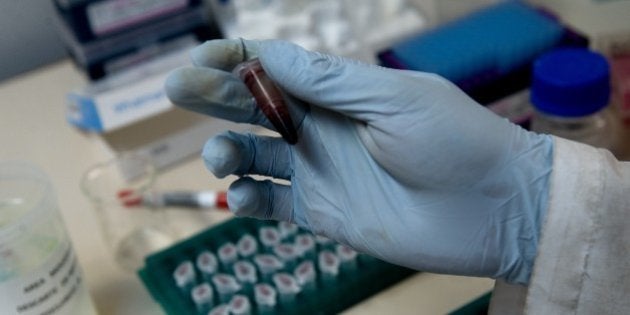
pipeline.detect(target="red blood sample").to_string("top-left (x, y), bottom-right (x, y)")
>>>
top-left (233, 58), bottom-right (298, 144)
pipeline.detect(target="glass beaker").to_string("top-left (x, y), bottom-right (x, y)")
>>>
top-left (0, 162), bottom-right (97, 315)
top-left (80, 153), bottom-right (174, 271)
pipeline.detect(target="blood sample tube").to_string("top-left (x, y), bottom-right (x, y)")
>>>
top-left (218, 242), bottom-right (238, 270)
top-left (273, 244), bottom-right (298, 270)
top-left (208, 304), bottom-right (230, 315)
top-left (294, 234), bottom-right (316, 260)
top-left (254, 283), bottom-right (277, 315)
top-left (229, 294), bottom-right (252, 315)
top-left (191, 282), bottom-right (214, 313)
top-left (233, 58), bottom-right (298, 144)
top-left (173, 261), bottom-right (196, 293)
top-left (315, 235), bottom-right (333, 248)
top-left (318, 250), bottom-right (340, 286)
top-left (237, 234), bottom-right (258, 259)
top-left (212, 274), bottom-right (242, 303)
top-left (197, 251), bottom-right (218, 280)
top-left (259, 226), bottom-right (281, 251)
top-left (278, 221), bottom-right (299, 241)
top-left (233, 260), bottom-right (257, 295)
top-left (293, 260), bottom-right (316, 292)
top-left (272, 272), bottom-right (301, 304)
top-left (335, 244), bottom-right (358, 273)
top-left (253, 254), bottom-right (285, 282)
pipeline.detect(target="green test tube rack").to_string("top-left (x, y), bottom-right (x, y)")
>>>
top-left (138, 217), bottom-right (416, 314)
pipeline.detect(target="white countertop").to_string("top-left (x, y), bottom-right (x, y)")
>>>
top-left (0, 60), bottom-right (493, 314)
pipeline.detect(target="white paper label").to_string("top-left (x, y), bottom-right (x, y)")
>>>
top-left (87, 0), bottom-right (189, 35)
top-left (0, 241), bottom-right (87, 315)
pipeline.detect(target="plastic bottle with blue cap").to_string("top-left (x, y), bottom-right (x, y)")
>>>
top-left (530, 48), bottom-right (618, 152)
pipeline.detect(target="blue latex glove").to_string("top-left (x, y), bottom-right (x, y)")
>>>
top-left (165, 39), bottom-right (553, 284)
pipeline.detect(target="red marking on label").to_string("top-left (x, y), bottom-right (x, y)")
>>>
top-left (277, 245), bottom-right (293, 255)
top-left (297, 264), bottom-right (310, 275)
top-left (241, 240), bottom-right (251, 250)
top-left (260, 287), bottom-right (270, 295)
top-left (200, 255), bottom-right (209, 265)
top-left (221, 246), bottom-right (234, 255)
top-left (264, 231), bottom-right (278, 241)
top-left (177, 264), bottom-right (189, 276)
top-left (299, 237), bottom-right (312, 246)
top-left (217, 191), bottom-right (228, 209)
top-left (324, 253), bottom-right (335, 265)
top-left (237, 265), bottom-right (248, 274)
top-left (279, 275), bottom-right (291, 286)
top-left (217, 276), bottom-right (228, 285)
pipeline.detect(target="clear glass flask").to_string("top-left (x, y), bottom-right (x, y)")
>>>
top-left (80, 153), bottom-right (175, 271)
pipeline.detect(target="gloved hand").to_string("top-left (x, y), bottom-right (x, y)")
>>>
top-left (165, 39), bottom-right (553, 284)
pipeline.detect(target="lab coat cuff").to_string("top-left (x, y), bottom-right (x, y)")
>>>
top-left (524, 137), bottom-right (606, 313)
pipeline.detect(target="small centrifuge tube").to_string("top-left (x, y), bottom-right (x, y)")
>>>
top-left (294, 260), bottom-right (316, 292)
top-left (273, 244), bottom-right (298, 270)
top-left (229, 294), bottom-right (252, 315)
top-left (237, 234), bottom-right (258, 259)
top-left (190, 282), bottom-right (214, 312)
top-left (173, 261), bottom-right (196, 292)
top-left (335, 244), bottom-right (358, 273)
top-left (233, 260), bottom-right (258, 286)
top-left (315, 235), bottom-right (333, 247)
top-left (254, 283), bottom-right (278, 314)
top-left (233, 58), bottom-right (298, 144)
top-left (208, 304), bottom-right (230, 315)
top-left (272, 273), bottom-right (301, 304)
top-left (196, 251), bottom-right (218, 280)
top-left (259, 226), bottom-right (281, 250)
top-left (212, 273), bottom-right (242, 303)
top-left (294, 234), bottom-right (316, 259)
top-left (218, 242), bottom-right (239, 270)
top-left (254, 254), bottom-right (285, 282)
top-left (278, 221), bottom-right (299, 240)
top-left (318, 250), bottom-right (340, 285)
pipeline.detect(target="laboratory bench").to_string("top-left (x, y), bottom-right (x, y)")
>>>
top-left (0, 59), bottom-right (493, 314)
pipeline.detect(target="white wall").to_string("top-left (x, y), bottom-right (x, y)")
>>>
top-left (0, 1), bottom-right (67, 82)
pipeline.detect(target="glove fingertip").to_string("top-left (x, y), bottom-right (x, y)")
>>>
top-left (227, 177), bottom-right (260, 217)
top-left (202, 133), bottom-right (242, 178)
top-left (189, 41), bottom-right (214, 66)
top-left (190, 40), bottom-right (236, 68)
top-left (190, 38), bottom-right (260, 70)
top-left (164, 67), bottom-right (197, 103)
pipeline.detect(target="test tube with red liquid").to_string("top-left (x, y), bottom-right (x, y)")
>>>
top-left (233, 58), bottom-right (298, 144)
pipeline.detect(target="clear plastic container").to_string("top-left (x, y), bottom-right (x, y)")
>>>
top-left (0, 162), bottom-right (97, 315)
top-left (530, 48), bottom-right (618, 151)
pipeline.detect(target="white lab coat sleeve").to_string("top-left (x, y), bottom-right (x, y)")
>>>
top-left (489, 137), bottom-right (630, 314)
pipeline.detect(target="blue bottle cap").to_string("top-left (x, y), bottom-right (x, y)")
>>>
top-left (531, 48), bottom-right (610, 117)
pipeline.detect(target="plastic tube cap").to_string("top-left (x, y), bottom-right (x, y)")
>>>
top-left (531, 48), bottom-right (610, 117)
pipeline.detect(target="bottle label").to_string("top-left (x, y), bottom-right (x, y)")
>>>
top-left (0, 241), bottom-right (88, 315)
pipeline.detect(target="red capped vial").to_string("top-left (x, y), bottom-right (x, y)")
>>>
top-left (233, 58), bottom-right (298, 144)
